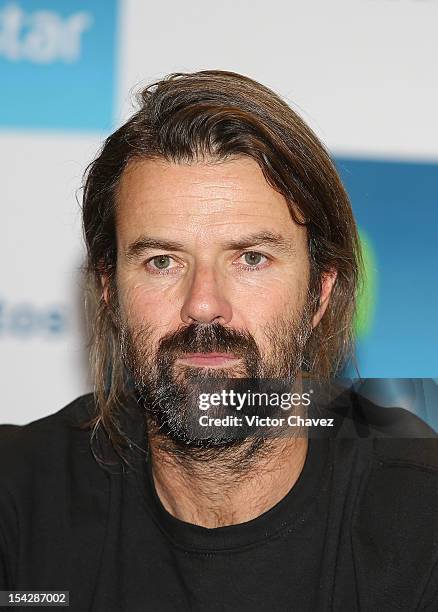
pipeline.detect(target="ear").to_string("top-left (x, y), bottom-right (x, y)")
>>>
top-left (311, 269), bottom-right (337, 329)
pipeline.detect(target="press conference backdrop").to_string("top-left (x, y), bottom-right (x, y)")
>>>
top-left (1, 0), bottom-right (437, 425)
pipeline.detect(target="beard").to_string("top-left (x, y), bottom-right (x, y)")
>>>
top-left (117, 296), bottom-right (315, 454)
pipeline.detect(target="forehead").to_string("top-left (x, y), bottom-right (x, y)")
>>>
top-left (115, 157), bottom-right (305, 246)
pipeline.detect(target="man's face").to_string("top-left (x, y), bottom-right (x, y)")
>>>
top-left (107, 157), bottom-right (333, 444)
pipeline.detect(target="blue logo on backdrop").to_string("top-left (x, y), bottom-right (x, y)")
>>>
top-left (0, 0), bottom-right (118, 130)
top-left (0, 298), bottom-right (69, 337)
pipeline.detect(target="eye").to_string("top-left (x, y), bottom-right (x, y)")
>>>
top-left (243, 252), bottom-right (264, 266)
top-left (145, 255), bottom-right (180, 274)
top-left (237, 251), bottom-right (269, 269)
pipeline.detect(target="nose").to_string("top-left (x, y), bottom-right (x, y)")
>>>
top-left (180, 264), bottom-right (233, 326)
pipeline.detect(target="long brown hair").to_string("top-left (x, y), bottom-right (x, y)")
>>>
top-left (81, 70), bottom-right (363, 463)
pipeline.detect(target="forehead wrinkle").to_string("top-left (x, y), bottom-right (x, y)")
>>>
top-left (141, 205), bottom-right (290, 220)
top-left (117, 159), bottom-right (291, 217)
top-left (116, 158), bottom-right (303, 247)
top-left (126, 195), bottom-right (277, 213)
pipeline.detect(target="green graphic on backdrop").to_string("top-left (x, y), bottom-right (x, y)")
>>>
top-left (354, 229), bottom-right (377, 339)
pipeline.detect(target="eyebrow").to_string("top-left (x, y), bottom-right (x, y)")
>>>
top-left (125, 237), bottom-right (186, 261)
top-left (124, 230), bottom-right (295, 262)
top-left (223, 231), bottom-right (295, 255)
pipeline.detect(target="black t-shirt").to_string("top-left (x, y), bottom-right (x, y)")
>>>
top-left (1, 393), bottom-right (438, 611)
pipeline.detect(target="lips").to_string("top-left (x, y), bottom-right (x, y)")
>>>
top-left (177, 352), bottom-right (240, 367)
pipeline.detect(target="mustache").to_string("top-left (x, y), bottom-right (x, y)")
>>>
top-left (156, 322), bottom-right (261, 361)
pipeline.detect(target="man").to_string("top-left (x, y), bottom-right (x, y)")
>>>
top-left (1, 71), bottom-right (437, 611)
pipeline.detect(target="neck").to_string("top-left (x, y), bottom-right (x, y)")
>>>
top-left (148, 433), bottom-right (308, 528)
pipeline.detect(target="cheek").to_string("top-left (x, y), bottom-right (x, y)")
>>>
top-left (232, 267), bottom-right (309, 321)
top-left (117, 279), bottom-right (177, 333)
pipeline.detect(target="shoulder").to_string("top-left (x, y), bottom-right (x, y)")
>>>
top-left (356, 436), bottom-right (438, 523)
top-left (352, 389), bottom-right (438, 508)
top-left (373, 436), bottom-right (438, 469)
top-left (352, 437), bottom-right (438, 609)
top-left (362, 436), bottom-right (438, 526)
top-left (0, 394), bottom-right (97, 487)
top-left (0, 393), bottom-right (96, 447)
top-left (0, 393), bottom-right (96, 433)
top-left (0, 395), bottom-right (111, 589)
top-left (359, 437), bottom-right (438, 527)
